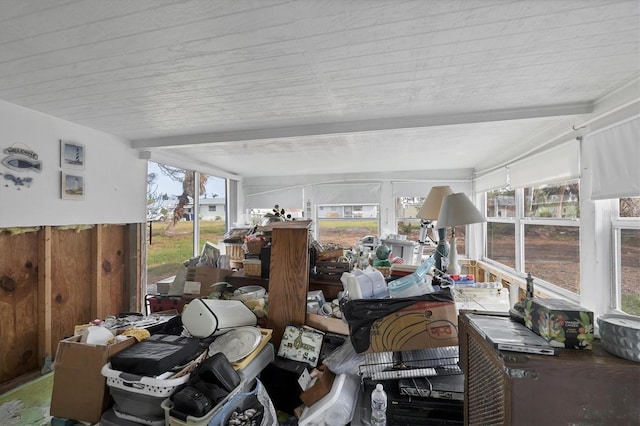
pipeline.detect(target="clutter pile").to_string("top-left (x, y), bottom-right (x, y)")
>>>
top-left (50, 229), bottom-right (477, 426)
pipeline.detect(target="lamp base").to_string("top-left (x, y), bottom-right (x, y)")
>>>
top-left (448, 233), bottom-right (460, 275)
top-left (433, 227), bottom-right (449, 272)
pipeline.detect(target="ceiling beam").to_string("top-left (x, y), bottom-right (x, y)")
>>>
top-left (131, 103), bottom-right (593, 149)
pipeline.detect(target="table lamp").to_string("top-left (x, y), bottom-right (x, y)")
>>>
top-left (436, 192), bottom-right (485, 275)
top-left (416, 185), bottom-right (454, 270)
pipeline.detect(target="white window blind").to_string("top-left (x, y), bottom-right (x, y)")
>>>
top-left (244, 186), bottom-right (303, 210)
top-left (509, 140), bottom-right (580, 189)
top-left (583, 116), bottom-right (640, 200)
top-left (391, 181), bottom-right (471, 197)
top-left (314, 183), bottom-right (381, 204)
top-left (474, 167), bottom-right (509, 192)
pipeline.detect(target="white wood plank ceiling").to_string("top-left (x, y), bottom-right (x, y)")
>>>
top-left (1, 0), bottom-right (638, 179)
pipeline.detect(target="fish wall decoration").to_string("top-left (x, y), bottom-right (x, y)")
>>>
top-left (2, 155), bottom-right (42, 172)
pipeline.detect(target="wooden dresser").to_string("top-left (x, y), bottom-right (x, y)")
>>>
top-left (458, 311), bottom-right (640, 426)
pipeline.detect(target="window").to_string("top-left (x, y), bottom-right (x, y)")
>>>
top-left (317, 204), bottom-right (379, 247)
top-left (486, 189), bottom-right (516, 218)
top-left (395, 196), bottom-right (424, 241)
top-left (523, 181), bottom-right (580, 294)
top-left (484, 181), bottom-right (580, 295)
top-left (486, 222), bottom-right (516, 269)
top-left (614, 197), bottom-right (640, 316)
top-left (524, 224), bottom-right (580, 293)
top-left (485, 189), bottom-right (516, 269)
top-left (146, 162), bottom-right (226, 285)
top-left (208, 205), bottom-right (216, 212)
top-left (524, 182), bottom-right (579, 219)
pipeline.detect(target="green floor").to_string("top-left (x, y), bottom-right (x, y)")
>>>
top-left (0, 373), bottom-right (54, 426)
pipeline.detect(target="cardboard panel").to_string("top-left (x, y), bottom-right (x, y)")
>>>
top-left (49, 335), bottom-right (135, 423)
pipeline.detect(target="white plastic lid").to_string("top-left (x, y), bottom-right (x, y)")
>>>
top-left (376, 383), bottom-right (383, 391)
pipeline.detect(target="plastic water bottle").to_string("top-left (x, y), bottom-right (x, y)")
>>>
top-left (371, 383), bottom-right (387, 425)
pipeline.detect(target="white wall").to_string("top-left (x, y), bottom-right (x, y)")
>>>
top-left (0, 101), bottom-right (147, 227)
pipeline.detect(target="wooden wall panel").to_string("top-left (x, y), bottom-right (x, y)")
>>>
top-left (50, 228), bottom-right (93, 350)
top-left (96, 225), bottom-right (127, 318)
top-left (0, 224), bottom-right (140, 390)
top-left (0, 231), bottom-right (40, 384)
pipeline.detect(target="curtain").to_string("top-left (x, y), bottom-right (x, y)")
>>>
top-left (314, 183), bottom-right (381, 204)
top-left (244, 186), bottom-right (303, 210)
top-left (582, 116), bottom-right (640, 200)
top-left (508, 140), bottom-right (580, 189)
top-left (474, 167), bottom-right (509, 192)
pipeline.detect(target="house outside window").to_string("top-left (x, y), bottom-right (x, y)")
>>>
top-left (316, 204), bottom-right (379, 247)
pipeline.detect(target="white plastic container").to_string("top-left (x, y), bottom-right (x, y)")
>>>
top-left (387, 274), bottom-right (433, 298)
top-left (182, 298), bottom-right (257, 338)
top-left (380, 238), bottom-right (418, 264)
top-left (298, 373), bottom-right (360, 426)
top-left (101, 362), bottom-right (191, 421)
top-left (341, 267), bottom-right (388, 299)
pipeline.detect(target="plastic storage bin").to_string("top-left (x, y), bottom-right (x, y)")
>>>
top-left (101, 362), bottom-right (191, 421)
top-left (161, 343), bottom-right (275, 425)
top-left (101, 407), bottom-right (157, 426)
top-left (161, 381), bottom-right (244, 426)
top-left (298, 373), bottom-right (360, 426)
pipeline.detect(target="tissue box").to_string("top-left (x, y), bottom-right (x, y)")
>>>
top-left (524, 298), bottom-right (594, 349)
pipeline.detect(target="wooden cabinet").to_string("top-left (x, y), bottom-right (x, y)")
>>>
top-left (459, 311), bottom-right (640, 426)
top-left (265, 221), bottom-right (311, 348)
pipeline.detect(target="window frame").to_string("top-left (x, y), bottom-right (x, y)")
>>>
top-left (611, 217), bottom-right (640, 315)
top-left (483, 183), bottom-right (581, 303)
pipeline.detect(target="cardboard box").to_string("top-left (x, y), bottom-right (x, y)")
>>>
top-left (342, 290), bottom-right (459, 353)
top-left (49, 334), bottom-right (136, 423)
top-left (184, 266), bottom-right (233, 298)
top-left (299, 365), bottom-right (336, 407)
top-left (306, 313), bottom-right (349, 336)
top-left (367, 300), bottom-right (458, 353)
top-left (524, 298), bottom-right (594, 349)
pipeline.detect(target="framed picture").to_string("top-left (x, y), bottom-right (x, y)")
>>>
top-left (60, 140), bottom-right (85, 170)
top-left (61, 172), bottom-right (85, 200)
top-left (197, 241), bottom-right (220, 267)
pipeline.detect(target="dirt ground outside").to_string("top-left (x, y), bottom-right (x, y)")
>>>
top-left (318, 227), bottom-right (640, 301)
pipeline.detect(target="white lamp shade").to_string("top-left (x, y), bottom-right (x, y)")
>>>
top-left (437, 193), bottom-right (485, 228)
top-left (416, 186), bottom-right (454, 219)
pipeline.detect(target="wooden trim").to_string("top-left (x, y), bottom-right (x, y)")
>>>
top-left (91, 224), bottom-right (103, 319)
top-left (124, 223), bottom-right (142, 312)
top-left (37, 226), bottom-right (52, 369)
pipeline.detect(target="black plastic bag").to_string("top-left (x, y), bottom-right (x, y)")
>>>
top-left (340, 287), bottom-right (455, 353)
